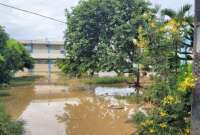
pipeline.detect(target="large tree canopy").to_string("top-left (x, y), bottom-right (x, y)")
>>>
top-left (61, 0), bottom-right (155, 76)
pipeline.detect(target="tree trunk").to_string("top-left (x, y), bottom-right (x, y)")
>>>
top-left (136, 64), bottom-right (140, 103)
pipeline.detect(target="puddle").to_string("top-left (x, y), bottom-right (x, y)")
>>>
top-left (2, 72), bottom-right (135, 135)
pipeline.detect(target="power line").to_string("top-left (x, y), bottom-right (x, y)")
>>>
top-left (0, 2), bottom-right (66, 24)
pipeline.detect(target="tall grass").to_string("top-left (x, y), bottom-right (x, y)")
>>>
top-left (0, 104), bottom-right (24, 135)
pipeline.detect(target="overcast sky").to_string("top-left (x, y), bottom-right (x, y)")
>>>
top-left (0, 0), bottom-right (194, 41)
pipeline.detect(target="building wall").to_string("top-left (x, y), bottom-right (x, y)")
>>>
top-left (19, 40), bottom-right (65, 73)
top-left (32, 44), bottom-right (48, 53)
top-left (34, 64), bottom-right (60, 72)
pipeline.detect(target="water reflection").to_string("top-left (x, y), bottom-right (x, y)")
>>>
top-left (34, 85), bottom-right (68, 95)
top-left (4, 73), bottom-right (135, 135)
top-left (18, 100), bottom-right (67, 135)
top-left (2, 86), bottom-right (35, 119)
top-left (95, 87), bottom-right (135, 96)
top-left (65, 96), bottom-right (133, 135)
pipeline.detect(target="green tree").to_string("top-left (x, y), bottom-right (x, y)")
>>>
top-left (0, 27), bottom-right (34, 83)
top-left (0, 26), bottom-right (9, 50)
top-left (62, 0), bottom-right (154, 76)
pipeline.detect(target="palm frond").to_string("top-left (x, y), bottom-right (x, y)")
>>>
top-left (161, 9), bottom-right (176, 18)
top-left (177, 4), bottom-right (192, 19)
top-left (154, 4), bottom-right (161, 13)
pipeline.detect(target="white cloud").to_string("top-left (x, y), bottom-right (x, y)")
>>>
top-left (150, 0), bottom-right (194, 13)
top-left (0, 0), bottom-right (79, 40)
top-left (0, 0), bottom-right (194, 41)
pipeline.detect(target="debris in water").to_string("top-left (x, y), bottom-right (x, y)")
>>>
top-left (65, 98), bottom-right (81, 106)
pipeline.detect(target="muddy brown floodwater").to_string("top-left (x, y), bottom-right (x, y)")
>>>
top-left (2, 73), bottom-right (136, 135)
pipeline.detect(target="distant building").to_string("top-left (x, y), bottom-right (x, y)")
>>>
top-left (19, 40), bottom-right (65, 72)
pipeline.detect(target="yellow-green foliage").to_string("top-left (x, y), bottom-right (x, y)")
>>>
top-left (134, 69), bottom-right (193, 135)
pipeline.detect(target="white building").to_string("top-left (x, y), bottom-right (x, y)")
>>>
top-left (19, 40), bottom-right (65, 72)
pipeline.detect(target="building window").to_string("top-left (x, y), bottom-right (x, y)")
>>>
top-left (25, 44), bottom-right (33, 53)
top-left (60, 50), bottom-right (65, 54)
top-left (35, 59), bottom-right (48, 64)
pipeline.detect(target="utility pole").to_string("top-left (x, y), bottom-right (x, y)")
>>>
top-left (192, 0), bottom-right (200, 134)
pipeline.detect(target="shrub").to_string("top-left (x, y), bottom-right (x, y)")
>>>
top-left (132, 112), bottom-right (147, 125)
top-left (133, 68), bottom-right (193, 135)
top-left (145, 77), bottom-right (172, 104)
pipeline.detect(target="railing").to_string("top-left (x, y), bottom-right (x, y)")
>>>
top-left (31, 53), bottom-right (65, 59)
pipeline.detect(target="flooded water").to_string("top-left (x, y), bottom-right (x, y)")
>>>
top-left (95, 87), bottom-right (135, 96)
top-left (3, 73), bottom-right (136, 135)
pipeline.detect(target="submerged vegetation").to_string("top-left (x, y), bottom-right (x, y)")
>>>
top-left (0, 105), bottom-right (24, 135)
top-left (10, 76), bottom-right (41, 86)
top-left (85, 76), bottom-right (133, 84)
top-left (0, 75), bottom-right (40, 135)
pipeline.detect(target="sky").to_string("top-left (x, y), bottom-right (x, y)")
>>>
top-left (0, 0), bottom-right (194, 41)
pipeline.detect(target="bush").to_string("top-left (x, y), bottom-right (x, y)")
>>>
top-left (145, 77), bottom-right (172, 104)
top-left (132, 112), bottom-right (147, 125)
top-left (134, 95), bottom-right (190, 135)
top-left (133, 66), bottom-right (194, 135)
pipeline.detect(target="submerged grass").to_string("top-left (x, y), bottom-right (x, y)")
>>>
top-left (10, 76), bottom-right (42, 86)
top-left (116, 94), bottom-right (144, 103)
top-left (0, 90), bottom-right (10, 97)
top-left (85, 76), bottom-right (134, 84)
top-left (0, 75), bottom-right (41, 135)
top-left (0, 75), bottom-right (41, 98)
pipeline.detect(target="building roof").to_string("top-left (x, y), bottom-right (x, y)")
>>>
top-left (19, 40), bottom-right (64, 45)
